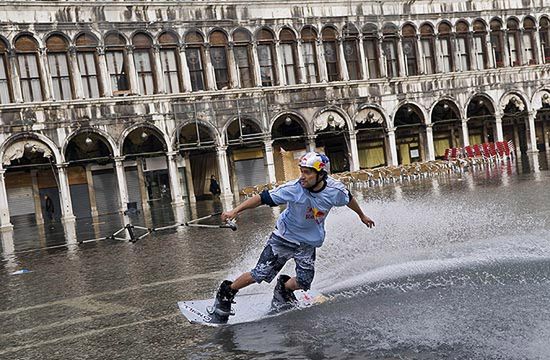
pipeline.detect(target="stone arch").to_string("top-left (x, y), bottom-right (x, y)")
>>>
top-left (531, 87), bottom-right (550, 110)
top-left (103, 30), bottom-right (129, 46)
top-left (400, 21), bottom-right (418, 33)
top-left (0, 132), bottom-right (62, 168)
top-left (391, 101), bottom-right (428, 126)
top-left (44, 31), bottom-right (73, 47)
top-left (435, 20), bottom-right (453, 35)
top-left (276, 26), bottom-right (299, 41)
top-left (354, 105), bottom-right (389, 129)
top-left (74, 31), bottom-right (101, 47)
top-left (499, 90), bottom-right (530, 113)
top-left (207, 27), bottom-right (230, 41)
top-left (313, 106), bottom-right (353, 132)
top-left (269, 110), bottom-right (309, 135)
top-left (230, 27), bottom-right (253, 43)
top-left (62, 127), bottom-right (119, 159)
top-left (255, 26), bottom-right (276, 41)
top-left (183, 28), bottom-right (206, 43)
top-left (118, 123), bottom-right (170, 154)
top-left (465, 93), bottom-right (497, 117)
top-left (130, 30), bottom-right (155, 45)
top-left (173, 119), bottom-right (221, 149)
top-left (429, 96), bottom-right (463, 121)
top-left (157, 29), bottom-right (181, 45)
top-left (13, 32), bottom-right (43, 48)
top-left (221, 115), bottom-right (265, 135)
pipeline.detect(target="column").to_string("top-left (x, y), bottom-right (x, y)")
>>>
top-left (495, 111), bottom-right (504, 142)
top-left (348, 131), bottom-right (360, 171)
top-left (203, 44), bottom-right (217, 90)
top-left (274, 40), bottom-right (285, 86)
top-left (69, 47), bottom-right (84, 99)
top-left (183, 153), bottom-right (196, 203)
top-left (114, 156), bottom-right (129, 212)
top-left (251, 42), bottom-right (263, 87)
top-left (337, 37), bottom-right (349, 81)
top-left (96, 47), bottom-right (112, 97)
top-left (0, 169), bottom-right (13, 231)
top-left (533, 29), bottom-right (544, 65)
top-left (85, 164), bottom-right (99, 217)
top-left (543, 120), bottom-right (550, 151)
top-left (178, 44), bottom-right (193, 92)
top-left (38, 47), bottom-right (53, 101)
top-left (8, 50), bottom-right (23, 102)
top-left (166, 151), bottom-right (184, 206)
top-left (263, 138), bottom-right (277, 183)
top-left (461, 119), bottom-right (470, 146)
top-left (56, 164), bottom-right (75, 222)
top-left (378, 38), bottom-right (387, 77)
top-left (416, 35), bottom-right (426, 74)
top-left (396, 37), bottom-right (407, 77)
top-left (425, 124), bottom-right (436, 161)
top-left (125, 45), bottom-right (139, 95)
top-left (386, 128), bottom-right (399, 166)
top-left (216, 146), bottom-right (233, 197)
top-left (152, 45), bottom-right (166, 94)
top-left (136, 158), bottom-right (150, 210)
top-left (296, 40), bottom-right (307, 84)
top-left (358, 35), bottom-right (369, 80)
top-left (435, 37), bottom-right (444, 73)
top-left (527, 111), bottom-right (538, 153)
top-left (487, 39), bottom-right (496, 68)
top-left (502, 31), bottom-right (511, 67)
top-left (316, 39), bottom-right (329, 82)
top-left (467, 33), bottom-right (477, 70)
top-left (31, 170), bottom-right (44, 224)
top-left (227, 43), bottom-right (240, 88)
top-left (306, 135), bottom-right (317, 152)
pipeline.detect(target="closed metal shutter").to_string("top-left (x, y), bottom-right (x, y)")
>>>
top-left (70, 184), bottom-right (91, 219)
top-left (125, 168), bottom-right (142, 208)
top-left (234, 158), bottom-right (266, 189)
top-left (7, 186), bottom-right (35, 216)
top-left (93, 170), bottom-right (119, 215)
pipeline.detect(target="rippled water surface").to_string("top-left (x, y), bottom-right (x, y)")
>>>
top-left (1, 157), bottom-right (550, 359)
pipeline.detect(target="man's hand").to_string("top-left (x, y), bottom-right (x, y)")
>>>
top-left (360, 214), bottom-right (375, 228)
top-left (221, 209), bottom-right (238, 222)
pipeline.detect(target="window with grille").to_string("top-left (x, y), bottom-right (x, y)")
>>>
top-left (134, 50), bottom-right (154, 94)
top-left (364, 38), bottom-right (380, 78)
top-left (281, 43), bottom-right (297, 85)
top-left (455, 37), bottom-right (470, 71)
top-left (257, 44), bottom-right (275, 86)
top-left (106, 50), bottom-right (129, 92)
top-left (0, 55), bottom-right (11, 103)
top-left (383, 40), bottom-right (398, 77)
top-left (18, 54), bottom-right (43, 102)
top-left (210, 46), bottom-right (229, 89)
top-left (233, 45), bottom-right (253, 88)
top-left (77, 52), bottom-right (100, 98)
top-left (302, 42), bottom-right (318, 83)
top-left (185, 47), bottom-right (205, 91)
top-left (343, 39), bottom-right (360, 80)
top-left (439, 38), bottom-right (452, 72)
top-left (323, 41), bottom-right (339, 81)
top-left (421, 38), bottom-right (435, 74)
top-left (48, 52), bottom-right (72, 100)
top-left (160, 49), bottom-right (180, 93)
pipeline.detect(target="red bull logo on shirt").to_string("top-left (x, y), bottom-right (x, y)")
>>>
top-left (306, 207), bottom-right (326, 223)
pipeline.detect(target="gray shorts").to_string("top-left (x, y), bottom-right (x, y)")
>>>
top-left (250, 233), bottom-right (316, 290)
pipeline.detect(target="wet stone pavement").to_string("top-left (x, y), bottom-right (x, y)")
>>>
top-left (1, 155), bottom-right (550, 359)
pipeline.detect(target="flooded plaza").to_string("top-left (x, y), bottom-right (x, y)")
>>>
top-left (1, 155), bottom-right (550, 359)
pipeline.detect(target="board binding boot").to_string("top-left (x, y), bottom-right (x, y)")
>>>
top-left (271, 274), bottom-right (298, 311)
top-left (207, 280), bottom-right (238, 324)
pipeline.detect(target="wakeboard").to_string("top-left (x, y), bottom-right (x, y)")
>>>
top-left (177, 289), bottom-right (327, 327)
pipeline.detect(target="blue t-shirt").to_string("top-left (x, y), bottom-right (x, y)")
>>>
top-left (260, 176), bottom-right (351, 247)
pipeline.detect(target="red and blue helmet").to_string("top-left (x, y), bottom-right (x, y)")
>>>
top-left (299, 152), bottom-right (331, 174)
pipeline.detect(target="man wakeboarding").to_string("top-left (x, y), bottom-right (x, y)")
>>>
top-left (209, 152), bottom-right (376, 323)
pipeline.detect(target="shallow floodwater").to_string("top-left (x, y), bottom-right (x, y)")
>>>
top-left (1, 156), bottom-right (550, 359)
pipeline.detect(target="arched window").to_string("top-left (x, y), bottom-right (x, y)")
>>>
top-left (438, 22), bottom-right (453, 72)
top-left (184, 31), bottom-right (206, 91)
top-left (15, 35), bottom-right (43, 102)
top-left (0, 38), bottom-right (12, 104)
top-left (46, 34), bottom-right (73, 100)
top-left (539, 17), bottom-right (550, 63)
top-left (455, 21), bottom-right (471, 71)
top-left (209, 30), bottom-right (230, 90)
top-left (382, 24), bottom-right (399, 77)
top-left (472, 20), bottom-right (488, 70)
top-left (490, 19), bottom-right (505, 67)
top-left (419, 24), bottom-right (435, 74)
top-left (75, 33), bottom-right (100, 98)
top-left (132, 33), bottom-right (155, 94)
top-left (104, 32), bottom-right (129, 94)
top-left (301, 26), bottom-right (319, 83)
top-left (343, 24), bottom-right (360, 80)
top-left (232, 28), bottom-right (254, 88)
top-left (158, 31), bottom-right (181, 93)
top-left (507, 18), bottom-right (521, 66)
top-left (280, 28), bottom-right (298, 85)
top-left (322, 27), bottom-right (340, 81)
top-left (523, 17), bottom-right (536, 65)
top-left (363, 24), bottom-right (380, 78)
top-left (402, 24), bottom-right (418, 76)
top-left (256, 28), bottom-right (276, 86)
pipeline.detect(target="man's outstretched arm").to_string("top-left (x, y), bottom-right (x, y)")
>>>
top-left (347, 197), bottom-right (375, 228)
top-left (221, 194), bottom-right (262, 221)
